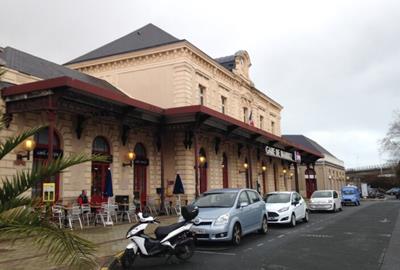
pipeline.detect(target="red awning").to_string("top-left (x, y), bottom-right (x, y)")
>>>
top-left (1, 76), bottom-right (323, 160)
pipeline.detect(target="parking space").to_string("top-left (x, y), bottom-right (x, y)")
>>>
top-left (111, 201), bottom-right (393, 270)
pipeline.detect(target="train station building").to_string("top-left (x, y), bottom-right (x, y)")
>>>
top-left (0, 24), bottom-right (322, 207)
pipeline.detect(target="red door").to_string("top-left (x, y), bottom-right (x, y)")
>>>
top-left (199, 166), bottom-right (207, 193)
top-left (306, 179), bottom-right (317, 198)
top-left (32, 128), bottom-right (61, 202)
top-left (273, 164), bottom-right (278, 191)
top-left (262, 172), bottom-right (267, 194)
top-left (134, 165), bottom-right (147, 206)
top-left (91, 163), bottom-right (109, 200)
top-left (222, 154), bottom-right (228, 188)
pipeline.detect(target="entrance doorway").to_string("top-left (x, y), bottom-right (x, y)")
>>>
top-left (32, 128), bottom-right (62, 202)
top-left (262, 161), bottom-right (267, 194)
top-left (273, 164), bottom-right (278, 191)
top-left (305, 168), bottom-right (317, 198)
top-left (91, 136), bottom-right (111, 201)
top-left (222, 153), bottom-right (228, 188)
top-left (199, 148), bottom-right (207, 193)
top-left (134, 143), bottom-right (148, 206)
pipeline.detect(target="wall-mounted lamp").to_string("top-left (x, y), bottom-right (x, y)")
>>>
top-left (346, 176), bottom-right (350, 180)
top-left (16, 139), bottom-right (36, 161)
top-left (328, 175), bottom-right (332, 180)
top-left (122, 151), bottom-right (136, 167)
top-left (282, 169), bottom-right (287, 174)
top-left (243, 162), bottom-right (249, 169)
top-left (262, 165), bottom-right (267, 172)
top-left (199, 155), bottom-right (206, 164)
top-left (290, 172), bottom-right (294, 177)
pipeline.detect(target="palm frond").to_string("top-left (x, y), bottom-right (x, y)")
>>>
top-left (0, 125), bottom-right (46, 160)
top-left (0, 208), bottom-right (97, 269)
top-left (0, 196), bottom-right (36, 213)
top-left (0, 153), bottom-right (106, 206)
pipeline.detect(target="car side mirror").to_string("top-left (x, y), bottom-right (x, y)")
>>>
top-left (239, 202), bottom-right (249, 208)
top-left (292, 200), bottom-right (299, 205)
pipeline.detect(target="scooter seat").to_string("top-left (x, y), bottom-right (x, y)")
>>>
top-left (155, 221), bottom-right (186, 240)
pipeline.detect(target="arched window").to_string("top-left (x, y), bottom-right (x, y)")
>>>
top-left (134, 143), bottom-right (146, 159)
top-left (92, 136), bottom-right (110, 154)
top-left (35, 128), bottom-right (60, 148)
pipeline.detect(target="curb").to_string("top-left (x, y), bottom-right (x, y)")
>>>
top-left (99, 251), bottom-right (124, 270)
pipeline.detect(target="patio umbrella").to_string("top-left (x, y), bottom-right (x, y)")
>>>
top-left (104, 169), bottom-right (113, 197)
top-left (173, 174), bottom-right (184, 215)
top-left (104, 168), bottom-right (113, 225)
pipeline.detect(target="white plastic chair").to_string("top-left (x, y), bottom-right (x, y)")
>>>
top-left (67, 206), bottom-right (83, 230)
top-left (51, 205), bottom-right (64, 229)
top-left (80, 204), bottom-right (91, 226)
top-left (125, 203), bottom-right (138, 223)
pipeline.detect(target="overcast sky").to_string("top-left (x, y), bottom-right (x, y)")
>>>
top-left (1, 0), bottom-right (399, 168)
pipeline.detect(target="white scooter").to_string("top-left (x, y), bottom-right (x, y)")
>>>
top-left (121, 205), bottom-right (199, 269)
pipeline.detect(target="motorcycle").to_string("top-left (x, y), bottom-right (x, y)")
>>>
top-left (120, 205), bottom-right (199, 269)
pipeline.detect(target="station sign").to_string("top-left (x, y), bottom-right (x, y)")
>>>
top-left (33, 148), bottom-right (63, 159)
top-left (265, 145), bottom-right (294, 162)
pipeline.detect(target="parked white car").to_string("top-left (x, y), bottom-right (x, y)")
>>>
top-left (264, 191), bottom-right (309, 227)
top-left (309, 190), bottom-right (343, 212)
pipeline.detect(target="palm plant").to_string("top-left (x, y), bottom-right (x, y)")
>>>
top-left (0, 82), bottom-right (105, 268)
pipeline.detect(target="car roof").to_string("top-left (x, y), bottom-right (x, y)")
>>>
top-left (266, 191), bottom-right (294, 195)
top-left (204, 188), bottom-right (247, 194)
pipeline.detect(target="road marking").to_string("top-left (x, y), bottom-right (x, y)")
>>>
top-left (277, 234), bottom-right (285, 238)
top-left (301, 234), bottom-right (333, 238)
top-left (268, 239), bottom-right (274, 242)
top-left (378, 248), bottom-right (386, 266)
top-left (344, 232), bottom-right (353, 235)
top-left (378, 233), bottom-right (391, 238)
top-left (257, 243), bottom-right (264, 247)
top-left (379, 218), bottom-right (390, 223)
top-left (195, 250), bottom-right (236, 256)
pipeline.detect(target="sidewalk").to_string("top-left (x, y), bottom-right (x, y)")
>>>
top-left (0, 215), bottom-right (179, 270)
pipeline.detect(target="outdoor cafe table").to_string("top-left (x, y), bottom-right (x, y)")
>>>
top-left (61, 204), bottom-right (74, 227)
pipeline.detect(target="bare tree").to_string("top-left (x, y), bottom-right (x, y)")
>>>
top-left (381, 111), bottom-right (400, 182)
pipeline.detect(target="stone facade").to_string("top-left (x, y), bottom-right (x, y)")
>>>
top-left (66, 42), bottom-right (282, 136)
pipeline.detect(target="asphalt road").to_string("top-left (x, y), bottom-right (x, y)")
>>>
top-left (114, 200), bottom-right (400, 270)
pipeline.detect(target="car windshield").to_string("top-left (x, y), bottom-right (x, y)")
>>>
top-left (264, 193), bottom-right (291, 203)
top-left (312, 191), bottom-right (332, 198)
top-left (193, 192), bottom-right (238, 208)
top-left (342, 189), bottom-right (355, 195)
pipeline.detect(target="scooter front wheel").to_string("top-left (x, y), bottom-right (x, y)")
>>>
top-left (175, 241), bottom-right (194, 261)
top-left (121, 249), bottom-right (137, 270)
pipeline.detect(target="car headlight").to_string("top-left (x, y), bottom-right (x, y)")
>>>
top-left (278, 206), bottom-right (289, 213)
top-left (214, 213), bottom-right (230, 226)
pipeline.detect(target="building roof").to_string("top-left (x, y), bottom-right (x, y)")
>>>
top-left (0, 46), bottom-right (126, 96)
top-left (214, 55), bottom-right (236, 71)
top-left (282, 135), bottom-right (336, 158)
top-left (65, 23), bottom-right (182, 65)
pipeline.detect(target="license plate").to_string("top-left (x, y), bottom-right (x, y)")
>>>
top-left (192, 228), bottom-right (206, 234)
top-left (268, 217), bottom-right (277, 221)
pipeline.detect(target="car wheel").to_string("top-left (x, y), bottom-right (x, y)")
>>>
top-left (290, 213), bottom-right (296, 227)
top-left (303, 210), bottom-right (309, 223)
top-left (259, 216), bottom-right (268, 234)
top-left (231, 223), bottom-right (242, 246)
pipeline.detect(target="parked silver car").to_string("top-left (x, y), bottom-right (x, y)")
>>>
top-left (190, 188), bottom-right (268, 245)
